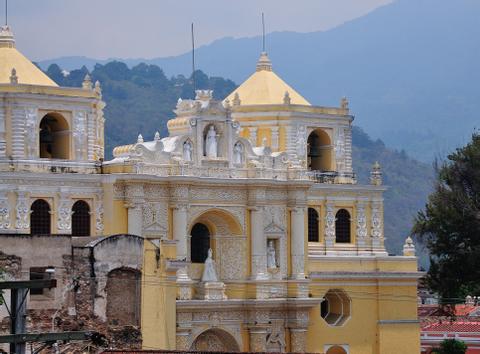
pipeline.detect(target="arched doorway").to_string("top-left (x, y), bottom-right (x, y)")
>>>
top-left (307, 129), bottom-right (332, 171)
top-left (189, 209), bottom-right (245, 280)
top-left (106, 268), bottom-right (141, 326)
top-left (39, 113), bottom-right (70, 159)
top-left (30, 199), bottom-right (51, 235)
top-left (326, 345), bottom-right (348, 354)
top-left (191, 328), bottom-right (240, 352)
top-left (72, 200), bottom-right (90, 236)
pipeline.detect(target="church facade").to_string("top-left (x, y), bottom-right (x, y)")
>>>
top-left (0, 24), bottom-right (420, 354)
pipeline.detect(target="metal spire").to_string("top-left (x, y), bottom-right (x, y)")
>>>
top-left (5, 0), bottom-right (8, 26)
top-left (191, 22), bottom-right (196, 96)
top-left (262, 12), bottom-right (265, 52)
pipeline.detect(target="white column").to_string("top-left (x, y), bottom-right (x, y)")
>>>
top-left (291, 207), bottom-right (306, 279)
top-left (251, 206), bottom-right (268, 280)
top-left (127, 203), bottom-right (143, 236)
top-left (173, 204), bottom-right (188, 260)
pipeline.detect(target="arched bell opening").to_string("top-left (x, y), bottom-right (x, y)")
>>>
top-left (307, 129), bottom-right (333, 171)
top-left (39, 113), bottom-right (70, 159)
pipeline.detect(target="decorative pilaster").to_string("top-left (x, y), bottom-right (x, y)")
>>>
top-left (25, 108), bottom-right (37, 158)
top-left (11, 107), bottom-right (26, 159)
top-left (173, 204), bottom-right (188, 260)
top-left (324, 202), bottom-right (335, 248)
top-left (271, 126), bottom-right (279, 151)
top-left (95, 198), bottom-right (104, 234)
top-left (371, 201), bottom-right (385, 253)
top-left (125, 184), bottom-right (145, 236)
top-left (290, 207), bottom-right (306, 279)
top-left (290, 328), bottom-right (307, 353)
top-left (0, 191), bottom-right (11, 230)
top-left (73, 111), bottom-right (87, 161)
top-left (248, 127), bottom-right (258, 147)
top-left (176, 330), bottom-right (191, 351)
top-left (15, 190), bottom-right (29, 231)
top-left (0, 105), bottom-right (6, 157)
top-left (251, 206), bottom-right (268, 280)
top-left (249, 326), bottom-right (268, 352)
top-left (57, 193), bottom-right (73, 233)
top-left (356, 200), bottom-right (368, 250)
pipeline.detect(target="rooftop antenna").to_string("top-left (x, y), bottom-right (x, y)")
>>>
top-left (191, 22), bottom-right (196, 96)
top-left (5, 0), bottom-right (8, 26)
top-left (262, 12), bottom-right (266, 52)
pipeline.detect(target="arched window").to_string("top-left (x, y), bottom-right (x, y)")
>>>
top-left (335, 209), bottom-right (351, 243)
top-left (308, 208), bottom-right (319, 242)
top-left (72, 200), bottom-right (90, 236)
top-left (191, 223), bottom-right (210, 263)
top-left (30, 199), bottom-right (51, 235)
top-left (307, 129), bottom-right (332, 171)
top-left (39, 113), bottom-right (70, 159)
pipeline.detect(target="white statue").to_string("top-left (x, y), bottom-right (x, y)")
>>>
top-left (267, 240), bottom-right (277, 269)
top-left (205, 125), bottom-right (217, 158)
top-left (201, 248), bottom-right (219, 282)
top-left (233, 142), bottom-right (243, 164)
top-left (183, 140), bottom-right (193, 161)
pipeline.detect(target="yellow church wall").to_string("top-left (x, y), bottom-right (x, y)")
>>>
top-left (307, 282), bottom-right (419, 354)
top-left (102, 183), bottom-right (128, 235)
top-left (308, 257), bottom-right (418, 273)
top-left (377, 322), bottom-right (420, 354)
top-left (141, 240), bottom-right (177, 350)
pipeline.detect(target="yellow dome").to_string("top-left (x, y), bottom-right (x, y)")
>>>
top-left (225, 52), bottom-right (310, 106)
top-left (0, 26), bottom-right (58, 87)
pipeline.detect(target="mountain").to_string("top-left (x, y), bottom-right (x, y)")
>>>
top-left (38, 0), bottom-right (480, 162)
top-left (44, 62), bottom-right (433, 256)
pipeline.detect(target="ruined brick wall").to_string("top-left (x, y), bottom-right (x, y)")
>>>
top-left (0, 237), bottom-right (143, 353)
top-left (106, 268), bottom-right (141, 327)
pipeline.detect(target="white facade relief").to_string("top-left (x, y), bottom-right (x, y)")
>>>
top-left (0, 192), bottom-right (10, 229)
top-left (57, 196), bottom-right (73, 232)
top-left (15, 191), bottom-right (29, 230)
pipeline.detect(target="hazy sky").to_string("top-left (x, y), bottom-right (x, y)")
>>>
top-left (7, 0), bottom-right (392, 60)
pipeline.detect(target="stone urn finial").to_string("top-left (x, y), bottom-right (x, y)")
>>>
top-left (403, 236), bottom-right (416, 256)
top-left (370, 161), bottom-right (383, 186)
top-left (82, 74), bottom-right (92, 90)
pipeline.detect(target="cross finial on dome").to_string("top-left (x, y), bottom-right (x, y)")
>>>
top-left (256, 52), bottom-right (272, 72)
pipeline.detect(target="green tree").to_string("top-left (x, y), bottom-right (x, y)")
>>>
top-left (433, 339), bottom-right (467, 354)
top-left (413, 133), bottom-right (480, 300)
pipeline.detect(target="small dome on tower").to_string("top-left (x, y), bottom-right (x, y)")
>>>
top-left (225, 52), bottom-right (310, 106)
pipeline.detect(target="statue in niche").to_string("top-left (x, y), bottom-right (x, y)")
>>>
top-left (233, 142), bottom-right (243, 165)
top-left (205, 125), bottom-right (218, 158)
top-left (267, 240), bottom-right (277, 269)
top-left (183, 140), bottom-right (193, 161)
top-left (202, 248), bottom-right (219, 282)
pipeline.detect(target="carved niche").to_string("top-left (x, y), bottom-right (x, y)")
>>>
top-left (263, 206), bottom-right (287, 278)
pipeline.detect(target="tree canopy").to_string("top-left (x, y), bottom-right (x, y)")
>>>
top-left (433, 339), bottom-right (468, 354)
top-left (413, 133), bottom-right (480, 300)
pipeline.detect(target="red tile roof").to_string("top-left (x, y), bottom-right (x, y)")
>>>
top-left (422, 321), bottom-right (480, 332)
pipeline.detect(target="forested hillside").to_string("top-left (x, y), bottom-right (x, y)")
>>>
top-left (39, 0), bottom-right (480, 162)
top-left (44, 62), bottom-right (432, 255)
